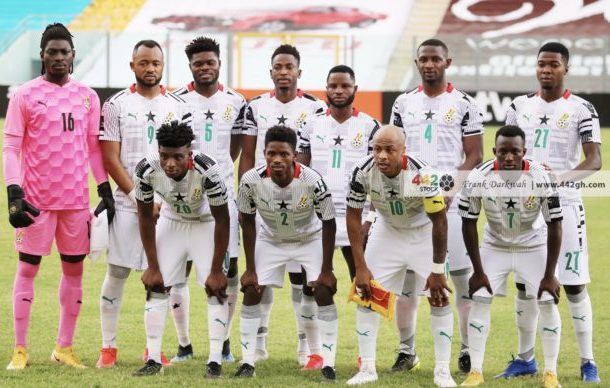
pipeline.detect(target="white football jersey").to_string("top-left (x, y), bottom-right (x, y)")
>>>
top-left (347, 154), bottom-right (442, 230)
top-left (391, 83), bottom-right (484, 176)
top-left (100, 84), bottom-right (192, 212)
top-left (174, 82), bottom-right (246, 193)
top-left (459, 159), bottom-right (563, 251)
top-left (506, 90), bottom-right (601, 203)
top-left (237, 162), bottom-right (335, 243)
top-left (134, 151), bottom-right (228, 222)
top-left (243, 89), bottom-right (327, 166)
top-left (297, 108), bottom-right (380, 218)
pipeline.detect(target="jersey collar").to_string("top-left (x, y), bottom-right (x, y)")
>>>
top-left (535, 89), bottom-right (570, 99)
top-left (417, 82), bottom-right (454, 93)
top-left (270, 89), bottom-right (304, 98)
top-left (325, 107), bottom-right (359, 117)
top-left (266, 161), bottom-right (302, 178)
top-left (130, 84), bottom-right (166, 95)
top-left (492, 159), bottom-right (530, 171)
top-left (187, 81), bottom-right (224, 94)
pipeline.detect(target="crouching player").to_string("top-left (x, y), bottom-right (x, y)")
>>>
top-left (133, 121), bottom-right (230, 377)
top-left (236, 126), bottom-right (338, 382)
top-left (459, 125), bottom-right (563, 387)
top-left (346, 125), bottom-right (456, 387)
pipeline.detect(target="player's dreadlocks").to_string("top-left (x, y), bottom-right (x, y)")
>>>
top-left (40, 23), bottom-right (74, 75)
top-left (156, 121), bottom-right (195, 148)
top-left (185, 36), bottom-right (220, 60)
top-left (271, 44), bottom-right (300, 65)
top-left (538, 42), bottom-right (570, 63)
top-left (264, 125), bottom-right (297, 150)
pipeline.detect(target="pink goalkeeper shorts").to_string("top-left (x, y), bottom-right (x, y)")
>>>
top-left (15, 209), bottom-right (91, 256)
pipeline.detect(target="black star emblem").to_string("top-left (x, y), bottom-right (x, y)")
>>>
top-left (174, 193), bottom-right (186, 202)
top-left (278, 200), bottom-right (288, 210)
top-left (424, 109), bottom-right (435, 120)
top-left (388, 189), bottom-right (399, 198)
top-left (539, 114), bottom-right (549, 125)
top-left (204, 109), bottom-right (214, 120)
top-left (505, 198), bottom-right (517, 209)
top-left (277, 115), bottom-right (287, 125)
top-left (333, 135), bottom-right (344, 146)
top-left (146, 111), bottom-right (156, 122)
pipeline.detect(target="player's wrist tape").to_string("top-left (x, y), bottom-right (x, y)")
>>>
top-left (431, 262), bottom-right (446, 275)
top-left (128, 189), bottom-right (137, 204)
top-left (365, 210), bottom-right (377, 223)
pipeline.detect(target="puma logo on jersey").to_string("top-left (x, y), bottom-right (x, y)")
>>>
top-left (37, 100), bottom-right (47, 108)
top-left (127, 112), bottom-right (138, 121)
top-left (316, 135), bottom-right (325, 143)
top-left (522, 114), bottom-right (531, 122)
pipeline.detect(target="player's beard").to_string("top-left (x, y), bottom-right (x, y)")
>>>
top-left (136, 74), bottom-right (161, 88)
top-left (195, 72), bottom-right (219, 88)
top-left (328, 92), bottom-right (355, 109)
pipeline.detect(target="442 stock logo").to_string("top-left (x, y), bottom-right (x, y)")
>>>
top-left (411, 173), bottom-right (455, 192)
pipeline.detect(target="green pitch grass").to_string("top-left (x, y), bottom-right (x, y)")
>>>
top-left (0, 122), bottom-right (607, 387)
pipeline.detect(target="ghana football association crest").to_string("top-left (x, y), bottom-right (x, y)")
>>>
top-left (191, 188), bottom-right (203, 201)
top-left (556, 113), bottom-right (570, 129)
top-left (163, 112), bottom-right (175, 125)
top-left (83, 96), bottom-right (91, 110)
top-left (16, 231), bottom-right (24, 244)
top-left (297, 194), bottom-right (311, 209)
top-left (523, 195), bottom-right (537, 210)
top-left (295, 112), bottom-right (308, 128)
top-left (444, 108), bottom-right (457, 124)
top-left (223, 106), bottom-right (234, 122)
top-left (351, 132), bottom-right (364, 149)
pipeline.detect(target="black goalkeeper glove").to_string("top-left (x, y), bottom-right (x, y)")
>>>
top-left (7, 184), bottom-right (40, 228)
top-left (94, 181), bottom-right (115, 224)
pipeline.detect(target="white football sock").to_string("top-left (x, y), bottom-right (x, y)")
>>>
top-left (240, 304), bottom-right (261, 366)
top-left (466, 299), bottom-right (491, 373)
top-left (207, 296), bottom-right (229, 364)
top-left (256, 286), bottom-right (273, 351)
top-left (301, 294), bottom-right (320, 355)
top-left (450, 269), bottom-right (472, 350)
top-left (430, 304), bottom-right (454, 369)
top-left (567, 289), bottom-right (594, 362)
top-left (515, 291), bottom-right (538, 361)
top-left (318, 304), bottom-right (338, 368)
top-left (396, 270), bottom-right (420, 355)
top-left (291, 284), bottom-right (308, 354)
top-left (356, 306), bottom-right (379, 367)
top-left (225, 273), bottom-right (239, 341)
top-left (169, 282), bottom-right (190, 347)
top-left (100, 268), bottom-right (128, 348)
top-left (145, 292), bottom-right (169, 364)
top-left (538, 300), bottom-right (561, 374)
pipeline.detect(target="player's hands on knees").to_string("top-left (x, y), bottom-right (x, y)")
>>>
top-left (205, 270), bottom-right (228, 303)
top-left (538, 275), bottom-right (561, 304)
top-left (95, 181), bottom-right (115, 224)
top-left (315, 270), bottom-right (337, 295)
top-left (7, 185), bottom-right (40, 228)
top-left (240, 270), bottom-right (260, 293)
top-left (141, 267), bottom-right (164, 290)
top-left (425, 273), bottom-right (452, 306)
top-left (468, 271), bottom-right (492, 299)
top-left (354, 267), bottom-right (373, 301)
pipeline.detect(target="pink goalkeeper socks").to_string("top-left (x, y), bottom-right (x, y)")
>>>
top-left (57, 261), bottom-right (84, 347)
top-left (13, 261), bottom-right (40, 347)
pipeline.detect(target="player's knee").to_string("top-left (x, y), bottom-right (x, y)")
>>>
top-left (314, 285), bottom-right (334, 306)
top-left (18, 252), bottom-right (42, 266)
top-left (107, 263), bottom-right (130, 279)
top-left (61, 260), bottom-right (84, 277)
top-left (227, 257), bottom-right (238, 278)
top-left (242, 285), bottom-right (262, 306)
top-left (564, 284), bottom-right (585, 295)
top-left (60, 254), bottom-right (86, 263)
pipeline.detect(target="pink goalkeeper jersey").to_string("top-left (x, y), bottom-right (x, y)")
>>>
top-left (4, 76), bottom-right (101, 210)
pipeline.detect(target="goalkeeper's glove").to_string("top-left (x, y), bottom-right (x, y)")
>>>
top-left (7, 184), bottom-right (40, 228)
top-left (94, 181), bottom-right (115, 224)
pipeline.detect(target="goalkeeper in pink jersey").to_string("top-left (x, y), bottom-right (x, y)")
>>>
top-left (2, 23), bottom-right (114, 370)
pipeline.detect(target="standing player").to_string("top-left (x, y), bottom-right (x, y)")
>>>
top-left (459, 125), bottom-right (563, 387)
top-left (502, 42), bottom-right (602, 383)
top-left (390, 38), bottom-right (483, 373)
top-left (346, 125), bottom-right (456, 387)
top-left (96, 40), bottom-right (192, 368)
top-left (239, 44), bottom-right (327, 365)
top-left (297, 64), bottom-right (380, 280)
top-left (4, 23), bottom-right (114, 370)
top-left (132, 121), bottom-right (230, 377)
top-left (236, 126), bottom-right (338, 381)
top-left (170, 37), bottom-right (246, 363)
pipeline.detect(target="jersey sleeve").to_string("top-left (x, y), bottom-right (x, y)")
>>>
top-left (346, 159), bottom-right (370, 209)
top-left (100, 100), bottom-right (121, 141)
top-left (461, 96), bottom-right (484, 137)
top-left (232, 98), bottom-right (247, 135)
top-left (539, 172), bottom-right (563, 223)
top-left (366, 119), bottom-right (381, 154)
top-left (576, 101), bottom-right (601, 144)
top-left (390, 98), bottom-right (404, 128)
top-left (87, 91), bottom-right (101, 137)
top-left (296, 119), bottom-right (312, 154)
top-left (505, 101), bottom-right (518, 126)
top-left (203, 162), bottom-right (229, 207)
top-left (417, 165), bottom-right (445, 213)
top-left (312, 177), bottom-right (335, 221)
top-left (237, 172), bottom-right (257, 214)
top-left (4, 90), bottom-right (28, 137)
top-left (133, 158), bottom-right (154, 203)
top-left (458, 170), bottom-right (482, 219)
top-left (243, 103), bottom-right (258, 136)
top-left (313, 99), bottom-right (327, 115)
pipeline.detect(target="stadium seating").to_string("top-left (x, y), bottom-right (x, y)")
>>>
top-left (70, 0), bottom-right (147, 31)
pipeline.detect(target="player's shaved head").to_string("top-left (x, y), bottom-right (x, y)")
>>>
top-left (133, 39), bottom-right (163, 57)
top-left (374, 125), bottom-right (406, 145)
top-left (417, 38), bottom-right (448, 57)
